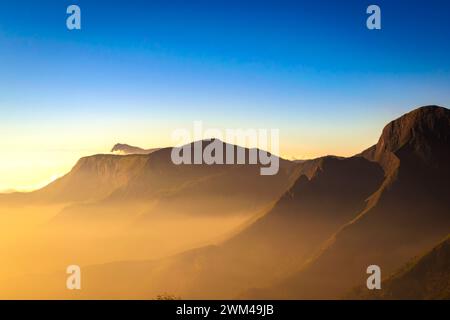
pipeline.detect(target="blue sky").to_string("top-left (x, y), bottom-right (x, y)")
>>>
top-left (1, 0), bottom-right (450, 189)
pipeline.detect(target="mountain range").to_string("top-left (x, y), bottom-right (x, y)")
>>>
top-left (0, 105), bottom-right (448, 299)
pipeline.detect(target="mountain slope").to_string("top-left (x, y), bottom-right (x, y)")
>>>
top-left (0, 154), bottom-right (150, 205)
top-left (3, 106), bottom-right (449, 300)
top-left (15, 154), bottom-right (384, 299)
top-left (1, 139), bottom-right (297, 208)
top-left (248, 105), bottom-right (450, 299)
top-left (1, 154), bottom-right (384, 299)
top-left (350, 235), bottom-right (450, 300)
top-left (51, 140), bottom-right (299, 225)
top-left (0, 140), bottom-right (302, 288)
top-left (124, 155), bottom-right (384, 299)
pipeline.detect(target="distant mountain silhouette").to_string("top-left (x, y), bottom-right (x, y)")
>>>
top-left (1, 140), bottom-right (296, 203)
top-left (111, 143), bottom-right (160, 155)
top-left (350, 235), bottom-right (450, 299)
top-left (0, 154), bottom-right (151, 204)
top-left (43, 140), bottom-right (300, 225)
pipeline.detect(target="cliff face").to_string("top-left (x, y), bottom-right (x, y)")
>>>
top-left (367, 106), bottom-right (450, 175)
top-left (32, 154), bottom-right (150, 203)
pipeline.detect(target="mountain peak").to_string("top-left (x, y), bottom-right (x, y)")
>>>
top-left (378, 105), bottom-right (449, 152)
top-left (370, 105), bottom-right (450, 171)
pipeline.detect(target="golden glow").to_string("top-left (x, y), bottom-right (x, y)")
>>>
top-left (0, 114), bottom-right (383, 191)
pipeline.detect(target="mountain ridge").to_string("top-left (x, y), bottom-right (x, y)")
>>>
top-left (243, 105), bottom-right (450, 299)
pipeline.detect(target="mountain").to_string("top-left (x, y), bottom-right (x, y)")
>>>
top-left (40, 154), bottom-right (151, 203)
top-left (111, 143), bottom-right (160, 155)
top-left (95, 154), bottom-right (384, 299)
top-left (0, 139), bottom-right (303, 292)
top-left (1, 140), bottom-right (297, 206)
top-left (13, 149), bottom-right (385, 299)
top-left (350, 235), bottom-right (450, 299)
top-left (58, 105), bottom-right (448, 300)
top-left (0, 154), bottom-right (151, 205)
top-left (49, 140), bottom-right (300, 226)
top-left (246, 105), bottom-right (450, 299)
top-left (2, 105), bottom-right (449, 300)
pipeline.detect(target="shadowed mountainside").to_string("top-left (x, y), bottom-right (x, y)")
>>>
top-left (5, 146), bottom-right (385, 299)
top-left (53, 105), bottom-right (449, 300)
top-left (1, 140), bottom-right (298, 209)
top-left (349, 235), bottom-right (450, 300)
top-left (74, 154), bottom-right (384, 299)
top-left (49, 140), bottom-right (302, 226)
top-left (245, 106), bottom-right (450, 299)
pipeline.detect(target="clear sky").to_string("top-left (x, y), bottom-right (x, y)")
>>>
top-left (1, 0), bottom-right (450, 191)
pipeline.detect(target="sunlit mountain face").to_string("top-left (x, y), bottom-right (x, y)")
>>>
top-left (1, 0), bottom-right (450, 300)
